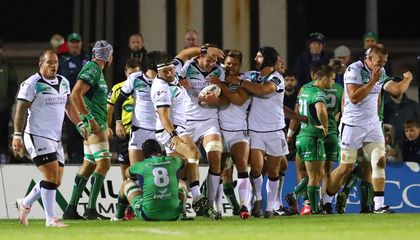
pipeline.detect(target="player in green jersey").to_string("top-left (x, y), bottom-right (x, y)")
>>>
top-left (64, 40), bottom-right (114, 220)
top-left (292, 65), bottom-right (334, 214)
top-left (116, 139), bottom-right (188, 221)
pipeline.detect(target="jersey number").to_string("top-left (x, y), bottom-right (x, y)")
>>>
top-left (298, 99), bottom-right (308, 128)
top-left (325, 93), bottom-right (336, 108)
top-left (152, 167), bottom-right (170, 187)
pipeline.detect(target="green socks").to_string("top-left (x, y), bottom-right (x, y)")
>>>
top-left (88, 172), bottom-right (106, 209)
top-left (307, 186), bottom-right (320, 213)
top-left (223, 183), bottom-right (240, 211)
top-left (115, 195), bottom-right (129, 219)
top-left (68, 174), bottom-right (88, 207)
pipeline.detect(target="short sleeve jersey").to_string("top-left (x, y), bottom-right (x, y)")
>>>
top-left (121, 72), bottom-right (156, 130)
top-left (341, 61), bottom-right (391, 126)
top-left (247, 71), bottom-right (286, 132)
top-left (297, 82), bottom-right (327, 138)
top-left (151, 77), bottom-right (187, 131)
top-left (17, 73), bottom-right (70, 141)
top-left (129, 155), bottom-right (183, 220)
top-left (218, 74), bottom-right (251, 131)
top-left (77, 61), bottom-right (108, 131)
top-left (107, 80), bottom-right (134, 134)
top-left (324, 82), bottom-right (344, 135)
top-left (176, 58), bottom-right (225, 121)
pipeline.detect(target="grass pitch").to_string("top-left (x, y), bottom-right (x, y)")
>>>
top-left (1, 214), bottom-right (419, 240)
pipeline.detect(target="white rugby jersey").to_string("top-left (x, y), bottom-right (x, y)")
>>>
top-left (176, 58), bottom-right (225, 121)
top-left (247, 71), bottom-right (286, 132)
top-left (218, 74), bottom-right (251, 131)
top-left (17, 73), bottom-right (70, 141)
top-left (341, 61), bottom-right (391, 126)
top-left (151, 77), bottom-right (187, 131)
top-left (121, 71), bottom-right (156, 130)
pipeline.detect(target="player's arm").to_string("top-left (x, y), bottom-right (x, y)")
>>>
top-left (156, 106), bottom-right (176, 134)
top-left (284, 105), bottom-right (307, 123)
top-left (210, 75), bottom-right (250, 106)
top-left (315, 102), bottom-right (328, 136)
top-left (383, 71), bottom-right (413, 96)
top-left (71, 80), bottom-right (100, 134)
top-left (125, 167), bottom-right (137, 179)
top-left (347, 66), bottom-right (381, 104)
top-left (175, 46), bottom-right (224, 62)
top-left (12, 100), bottom-right (31, 152)
top-left (287, 101), bottom-right (300, 145)
top-left (114, 89), bottom-right (131, 138)
top-left (65, 96), bottom-right (88, 140)
top-left (240, 80), bottom-right (277, 97)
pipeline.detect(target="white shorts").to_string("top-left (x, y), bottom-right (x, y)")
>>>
top-left (186, 118), bottom-right (220, 142)
top-left (221, 130), bottom-right (249, 152)
top-left (339, 121), bottom-right (384, 150)
top-left (249, 130), bottom-right (289, 157)
top-left (129, 127), bottom-right (156, 150)
top-left (24, 133), bottom-right (65, 166)
top-left (155, 125), bottom-right (188, 154)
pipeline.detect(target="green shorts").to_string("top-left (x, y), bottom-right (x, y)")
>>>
top-left (324, 134), bottom-right (339, 162)
top-left (131, 195), bottom-right (180, 221)
top-left (296, 136), bottom-right (326, 162)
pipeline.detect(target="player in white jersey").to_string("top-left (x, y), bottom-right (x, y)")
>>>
top-left (114, 52), bottom-right (159, 164)
top-left (177, 44), bottom-right (227, 220)
top-left (322, 46), bottom-right (414, 213)
top-left (210, 49), bottom-right (252, 219)
top-left (227, 47), bottom-right (305, 218)
top-left (13, 50), bottom-right (87, 227)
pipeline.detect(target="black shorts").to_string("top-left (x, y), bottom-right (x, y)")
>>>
top-left (116, 136), bottom-right (130, 165)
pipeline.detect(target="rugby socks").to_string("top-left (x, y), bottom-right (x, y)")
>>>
top-left (68, 174), bottom-right (88, 207)
top-left (40, 181), bottom-right (57, 220)
top-left (215, 180), bottom-right (223, 212)
top-left (274, 173), bottom-right (285, 209)
top-left (250, 173), bottom-right (263, 201)
top-left (307, 186), bottom-right (320, 213)
top-left (115, 195), bottom-right (129, 219)
top-left (206, 171), bottom-right (221, 207)
top-left (373, 191), bottom-right (384, 211)
top-left (223, 182), bottom-right (240, 211)
top-left (293, 176), bottom-right (308, 196)
top-left (361, 180), bottom-right (373, 211)
top-left (322, 190), bottom-right (334, 204)
top-left (237, 172), bottom-right (250, 207)
top-left (189, 181), bottom-right (201, 200)
top-left (342, 173), bottom-right (359, 195)
top-left (87, 172), bottom-right (105, 209)
top-left (266, 177), bottom-right (279, 212)
top-left (22, 181), bottom-right (41, 207)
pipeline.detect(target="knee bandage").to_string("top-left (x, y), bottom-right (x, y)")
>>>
top-left (364, 143), bottom-right (386, 178)
top-left (187, 158), bottom-right (199, 164)
top-left (204, 140), bottom-right (223, 153)
top-left (90, 142), bottom-right (111, 160)
top-left (340, 148), bottom-right (358, 164)
top-left (124, 181), bottom-right (141, 198)
top-left (225, 156), bottom-right (233, 169)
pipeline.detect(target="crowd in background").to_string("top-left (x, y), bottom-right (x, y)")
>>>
top-left (0, 30), bottom-right (419, 164)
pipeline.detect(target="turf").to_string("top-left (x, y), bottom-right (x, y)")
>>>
top-left (1, 214), bottom-right (419, 240)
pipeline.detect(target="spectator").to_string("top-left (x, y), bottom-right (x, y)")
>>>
top-left (184, 29), bottom-right (199, 49)
top-left (331, 45), bottom-right (351, 86)
top-left (116, 33), bottom-right (147, 81)
top-left (50, 34), bottom-right (69, 56)
top-left (294, 32), bottom-right (333, 88)
top-left (282, 70), bottom-right (298, 128)
top-left (0, 38), bottom-right (18, 163)
top-left (383, 92), bottom-right (420, 152)
top-left (58, 33), bottom-right (88, 163)
top-left (402, 120), bottom-right (420, 162)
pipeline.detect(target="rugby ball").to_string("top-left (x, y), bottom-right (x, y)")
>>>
top-left (198, 84), bottom-right (221, 98)
top-left (198, 84), bottom-right (221, 107)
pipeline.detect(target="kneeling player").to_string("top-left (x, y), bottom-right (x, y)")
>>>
top-left (116, 139), bottom-right (187, 221)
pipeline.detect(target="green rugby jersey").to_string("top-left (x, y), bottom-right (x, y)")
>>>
top-left (324, 82), bottom-right (343, 135)
top-left (77, 61), bottom-right (108, 131)
top-left (129, 155), bottom-right (183, 220)
top-left (297, 82), bottom-right (327, 138)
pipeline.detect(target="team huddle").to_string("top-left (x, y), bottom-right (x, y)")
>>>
top-left (13, 39), bottom-right (413, 227)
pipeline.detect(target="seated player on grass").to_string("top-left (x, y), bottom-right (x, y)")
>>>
top-left (113, 139), bottom-right (188, 221)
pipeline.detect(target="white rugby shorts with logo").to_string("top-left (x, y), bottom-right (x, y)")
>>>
top-left (24, 133), bottom-right (65, 166)
top-left (249, 130), bottom-right (289, 157)
top-left (339, 121), bottom-right (384, 150)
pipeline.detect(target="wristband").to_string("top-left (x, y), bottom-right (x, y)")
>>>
top-left (76, 122), bottom-right (84, 128)
top-left (170, 130), bottom-right (178, 138)
top-left (200, 44), bottom-right (209, 55)
top-left (85, 113), bottom-right (94, 121)
top-left (287, 129), bottom-right (295, 138)
top-left (13, 132), bottom-right (22, 136)
top-left (115, 120), bottom-right (122, 124)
